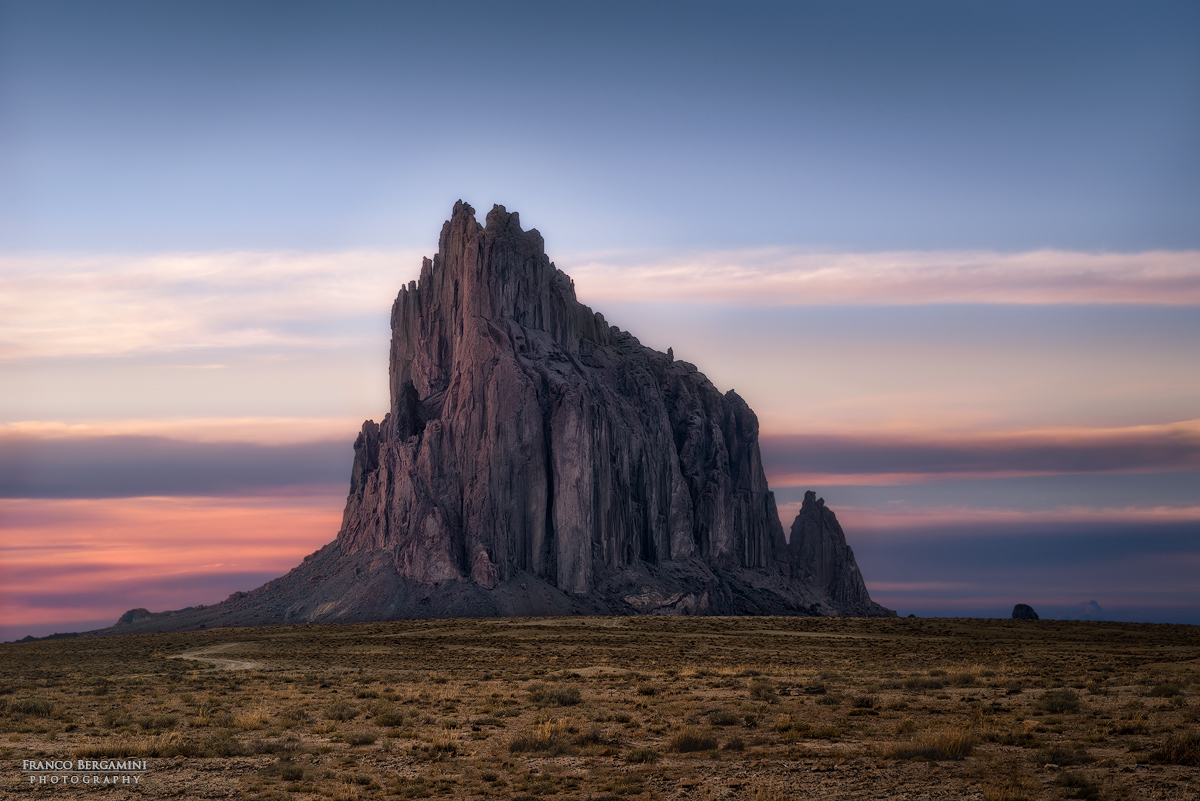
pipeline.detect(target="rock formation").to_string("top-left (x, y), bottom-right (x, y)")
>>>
top-left (98, 201), bottom-right (891, 634)
top-left (1012, 603), bottom-right (1039, 620)
top-left (788, 491), bottom-right (879, 616)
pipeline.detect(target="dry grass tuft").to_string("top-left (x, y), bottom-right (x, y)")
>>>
top-left (668, 726), bottom-right (718, 753)
top-left (1035, 688), bottom-right (1081, 714)
top-left (233, 704), bottom-right (270, 730)
top-left (1055, 771), bottom-right (1102, 801)
top-left (750, 779), bottom-right (795, 801)
top-left (527, 683), bottom-right (581, 706)
top-left (508, 720), bottom-right (574, 754)
top-left (708, 709), bottom-right (740, 726)
top-left (2, 698), bottom-right (56, 717)
top-left (73, 731), bottom-right (226, 758)
top-left (370, 703), bottom-right (406, 727)
top-left (982, 775), bottom-right (1039, 801)
top-left (887, 727), bottom-right (976, 761)
top-left (1146, 681), bottom-right (1185, 697)
top-left (1150, 730), bottom-right (1200, 766)
top-left (749, 680), bottom-right (778, 702)
top-left (329, 780), bottom-right (362, 801)
top-left (325, 700), bottom-right (357, 721)
top-left (625, 746), bottom-right (660, 763)
top-left (1035, 743), bottom-right (1092, 766)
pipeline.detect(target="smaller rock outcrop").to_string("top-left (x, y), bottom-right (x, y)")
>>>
top-left (117, 608), bottom-right (153, 625)
top-left (1012, 603), bottom-right (1039, 620)
top-left (787, 491), bottom-right (877, 616)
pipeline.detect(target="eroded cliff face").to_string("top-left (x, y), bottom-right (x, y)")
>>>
top-left (99, 201), bottom-right (892, 634)
top-left (337, 201), bottom-right (788, 596)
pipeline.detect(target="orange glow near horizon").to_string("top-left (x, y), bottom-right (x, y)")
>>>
top-left (0, 495), bottom-right (343, 635)
top-left (0, 417), bottom-right (364, 445)
top-left (6, 491), bottom-right (1198, 635)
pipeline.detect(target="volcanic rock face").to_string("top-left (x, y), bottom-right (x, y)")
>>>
top-left (328, 201), bottom-right (889, 617)
top-left (341, 202), bottom-right (777, 587)
top-left (102, 201), bottom-right (891, 634)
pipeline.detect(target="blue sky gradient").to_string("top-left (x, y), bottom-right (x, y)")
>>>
top-left (3, 1), bottom-right (1198, 251)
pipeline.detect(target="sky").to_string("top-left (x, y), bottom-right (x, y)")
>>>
top-left (2, 0), bottom-right (1198, 639)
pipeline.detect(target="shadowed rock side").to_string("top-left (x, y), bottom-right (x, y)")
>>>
top-left (788, 491), bottom-right (878, 616)
top-left (1012, 604), bottom-right (1040, 620)
top-left (93, 201), bottom-right (891, 636)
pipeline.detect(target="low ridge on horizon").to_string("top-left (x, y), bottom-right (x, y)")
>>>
top-left (70, 201), bottom-right (894, 637)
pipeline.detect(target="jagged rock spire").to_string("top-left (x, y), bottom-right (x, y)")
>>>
top-left (788, 491), bottom-right (877, 615)
top-left (101, 202), bottom-right (894, 631)
top-left (331, 201), bottom-right (891, 616)
top-left (338, 201), bottom-right (791, 595)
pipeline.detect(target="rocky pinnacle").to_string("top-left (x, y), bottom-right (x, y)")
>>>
top-left (331, 202), bottom-right (892, 617)
top-left (105, 201), bottom-right (893, 633)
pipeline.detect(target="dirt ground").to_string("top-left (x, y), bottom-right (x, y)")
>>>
top-left (2, 616), bottom-right (1198, 800)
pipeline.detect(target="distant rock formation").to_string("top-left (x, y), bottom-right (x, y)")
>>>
top-left (117, 608), bottom-right (153, 625)
top-left (1012, 603), bottom-right (1039, 620)
top-left (788, 491), bottom-right (879, 616)
top-left (87, 201), bottom-right (892, 635)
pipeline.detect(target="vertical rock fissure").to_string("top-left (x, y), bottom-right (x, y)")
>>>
top-left (541, 388), bottom-right (558, 587)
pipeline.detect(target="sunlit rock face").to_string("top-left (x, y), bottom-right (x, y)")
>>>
top-left (332, 201), bottom-right (892, 618)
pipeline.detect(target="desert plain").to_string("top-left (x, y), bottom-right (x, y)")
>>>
top-left (1, 616), bottom-right (1198, 800)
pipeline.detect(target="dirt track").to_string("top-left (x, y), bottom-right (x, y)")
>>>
top-left (168, 641), bottom-right (263, 671)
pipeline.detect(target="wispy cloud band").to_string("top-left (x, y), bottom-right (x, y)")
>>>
top-left (762, 420), bottom-right (1200, 485)
top-left (568, 248), bottom-right (1200, 306)
top-left (2, 247), bottom-right (1197, 360)
top-left (0, 431), bottom-right (351, 498)
top-left (0, 250), bottom-right (419, 360)
top-left (3, 418), bottom-right (1197, 499)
